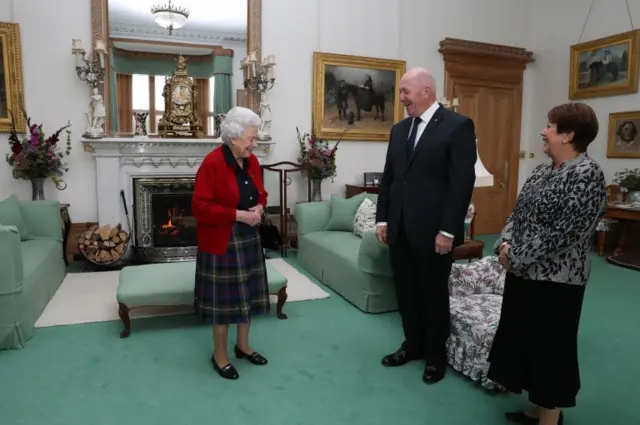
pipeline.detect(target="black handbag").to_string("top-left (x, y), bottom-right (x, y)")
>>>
top-left (258, 214), bottom-right (283, 250)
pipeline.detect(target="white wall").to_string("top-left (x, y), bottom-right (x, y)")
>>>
top-left (263, 0), bottom-right (536, 202)
top-left (526, 0), bottom-right (640, 181)
top-left (1, 0), bottom-right (535, 222)
top-left (0, 0), bottom-right (95, 219)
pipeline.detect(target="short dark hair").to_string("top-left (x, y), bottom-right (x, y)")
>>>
top-left (547, 102), bottom-right (599, 153)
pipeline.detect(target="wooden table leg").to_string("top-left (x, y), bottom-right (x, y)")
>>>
top-left (118, 303), bottom-right (131, 338)
top-left (597, 231), bottom-right (607, 256)
top-left (276, 287), bottom-right (288, 320)
top-left (60, 205), bottom-right (72, 265)
top-left (613, 222), bottom-right (630, 255)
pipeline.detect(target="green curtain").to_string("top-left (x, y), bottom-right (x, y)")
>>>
top-left (113, 52), bottom-right (214, 78)
top-left (109, 48), bottom-right (119, 133)
top-left (213, 55), bottom-right (233, 115)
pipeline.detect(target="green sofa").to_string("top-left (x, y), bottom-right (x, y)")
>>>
top-left (294, 192), bottom-right (397, 313)
top-left (0, 195), bottom-right (66, 350)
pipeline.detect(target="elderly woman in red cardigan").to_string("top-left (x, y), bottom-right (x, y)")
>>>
top-left (192, 106), bottom-right (269, 380)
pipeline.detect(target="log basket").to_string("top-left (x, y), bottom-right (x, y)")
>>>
top-left (77, 223), bottom-right (130, 266)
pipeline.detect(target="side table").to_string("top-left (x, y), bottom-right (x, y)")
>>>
top-left (60, 204), bottom-right (71, 265)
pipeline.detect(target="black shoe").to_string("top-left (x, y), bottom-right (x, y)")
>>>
top-left (234, 345), bottom-right (268, 365)
top-left (422, 360), bottom-right (446, 384)
top-left (381, 347), bottom-right (422, 367)
top-left (211, 356), bottom-right (239, 380)
top-left (505, 410), bottom-right (564, 425)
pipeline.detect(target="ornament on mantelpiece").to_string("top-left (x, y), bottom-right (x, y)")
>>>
top-left (85, 87), bottom-right (106, 139)
top-left (133, 112), bottom-right (150, 138)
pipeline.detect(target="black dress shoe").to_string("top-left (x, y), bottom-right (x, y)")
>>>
top-left (505, 410), bottom-right (564, 425)
top-left (211, 356), bottom-right (239, 380)
top-left (422, 360), bottom-right (446, 384)
top-left (381, 347), bottom-right (422, 367)
top-left (234, 346), bottom-right (268, 365)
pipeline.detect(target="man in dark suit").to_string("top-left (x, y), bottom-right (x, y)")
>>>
top-left (376, 67), bottom-right (477, 384)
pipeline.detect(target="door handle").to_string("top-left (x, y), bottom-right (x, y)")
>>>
top-left (500, 160), bottom-right (508, 188)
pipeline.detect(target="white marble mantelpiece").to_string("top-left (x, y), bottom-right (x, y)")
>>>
top-left (81, 136), bottom-right (275, 160)
top-left (81, 136), bottom-right (275, 229)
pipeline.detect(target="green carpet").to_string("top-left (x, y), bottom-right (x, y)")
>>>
top-left (0, 236), bottom-right (638, 425)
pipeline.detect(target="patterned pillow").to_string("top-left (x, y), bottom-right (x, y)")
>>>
top-left (353, 197), bottom-right (377, 237)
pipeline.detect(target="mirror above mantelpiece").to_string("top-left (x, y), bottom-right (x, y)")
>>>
top-left (88, 0), bottom-right (263, 137)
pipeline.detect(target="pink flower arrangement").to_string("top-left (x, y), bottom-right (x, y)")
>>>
top-left (5, 106), bottom-right (72, 188)
top-left (296, 127), bottom-right (340, 181)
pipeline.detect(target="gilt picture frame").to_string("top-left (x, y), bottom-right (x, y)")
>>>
top-left (569, 30), bottom-right (640, 100)
top-left (0, 22), bottom-right (26, 133)
top-left (607, 110), bottom-right (640, 158)
top-left (313, 52), bottom-right (406, 142)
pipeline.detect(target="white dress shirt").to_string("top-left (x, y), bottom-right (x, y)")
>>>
top-left (377, 101), bottom-right (454, 239)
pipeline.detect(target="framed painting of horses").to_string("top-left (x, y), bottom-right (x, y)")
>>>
top-left (569, 30), bottom-right (639, 100)
top-left (312, 52), bottom-right (406, 141)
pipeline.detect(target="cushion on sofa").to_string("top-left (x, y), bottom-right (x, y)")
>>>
top-left (0, 195), bottom-right (29, 240)
top-left (325, 192), bottom-right (366, 232)
top-left (449, 293), bottom-right (502, 350)
top-left (353, 197), bottom-right (377, 237)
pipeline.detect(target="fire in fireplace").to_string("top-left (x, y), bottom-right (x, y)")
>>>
top-left (132, 177), bottom-right (197, 263)
top-left (151, 193), bottom-right (196, 247)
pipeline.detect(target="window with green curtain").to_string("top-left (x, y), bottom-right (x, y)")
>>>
top-left (213, 55), bottom-right (233, 114)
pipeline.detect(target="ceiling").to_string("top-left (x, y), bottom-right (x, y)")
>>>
top-left (108, 0), bottom-right (247, 37)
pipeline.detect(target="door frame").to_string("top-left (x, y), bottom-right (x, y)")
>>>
top-left (439, 38), bottom-right (534, 220)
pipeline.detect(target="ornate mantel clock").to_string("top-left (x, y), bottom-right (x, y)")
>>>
top-left (157, 54), bottom-right (203, 138)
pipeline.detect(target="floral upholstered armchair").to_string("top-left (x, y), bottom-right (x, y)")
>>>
top-left (446, 255), bottom-right (506, 391)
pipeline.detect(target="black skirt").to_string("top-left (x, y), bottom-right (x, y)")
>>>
top-left (488, 273), bottom-right (586, 409)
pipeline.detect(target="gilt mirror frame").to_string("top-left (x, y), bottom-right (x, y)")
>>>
top-left (90, 0), bottom-right (262, 137)
top-left (0, 22), bottom-right (26, 133)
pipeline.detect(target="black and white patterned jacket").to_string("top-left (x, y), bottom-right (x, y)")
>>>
top-left (494, 153), bottom-right (606, 286)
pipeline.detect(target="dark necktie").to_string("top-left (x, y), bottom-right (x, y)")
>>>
top-left (406, 117), bottom-right (422, 160)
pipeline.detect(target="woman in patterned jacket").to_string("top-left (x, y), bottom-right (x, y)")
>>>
top-left (489, 102), bottom-right (606, 425)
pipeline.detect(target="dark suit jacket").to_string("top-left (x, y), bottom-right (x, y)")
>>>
top-left (376, 105), bottom-right (477, 250)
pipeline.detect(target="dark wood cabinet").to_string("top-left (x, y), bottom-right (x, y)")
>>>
top-left (345, 184), bottom-right (379, 198)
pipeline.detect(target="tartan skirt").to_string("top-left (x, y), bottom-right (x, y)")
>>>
top-left (194, 223), bottom-right (270, 325)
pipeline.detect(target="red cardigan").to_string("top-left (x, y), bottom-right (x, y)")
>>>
top-left (192, 146), bottom-right (267, 254)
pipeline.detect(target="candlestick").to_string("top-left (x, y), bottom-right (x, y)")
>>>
top-left (242, 50), bottom-right (277, 141)
top-left (71, 37), bottom-right (107, 138)
top-left (95, 39), bottom-right (106, 54)
top-left (72, 38), bottom-right (83, 51)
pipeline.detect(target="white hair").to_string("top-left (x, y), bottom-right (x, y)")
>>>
top-left (404, 67), bottom-right (437, 92)
top-left (220, 106), bottom-right (261, 145)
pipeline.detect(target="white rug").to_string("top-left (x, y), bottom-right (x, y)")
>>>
top-left (35, 258), bottom-right (330, 328)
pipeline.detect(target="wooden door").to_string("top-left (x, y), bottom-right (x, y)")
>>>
top-left (439, 38), bottom-right (534, 235)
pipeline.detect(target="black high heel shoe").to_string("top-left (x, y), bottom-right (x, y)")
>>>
top-left (211, 356), bottom-right (239, 380)
top-left (234, 345), bottom-right (268, 365)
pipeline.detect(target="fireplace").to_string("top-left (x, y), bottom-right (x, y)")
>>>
top-left (132, 177), bottom-right (197, 263)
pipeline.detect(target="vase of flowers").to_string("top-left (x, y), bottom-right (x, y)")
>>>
top-left (613, 168), bottom-right (640, 203)
top-left (6, 107), bottom-right (72, 200)
top-left (296, 127), bottom-right (341, 201)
